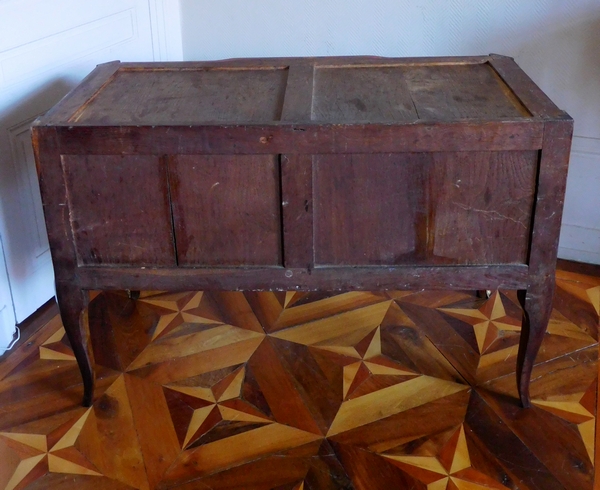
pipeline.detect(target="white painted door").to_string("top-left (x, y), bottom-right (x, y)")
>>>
top-left (0, 0), bottom-right (182, 350)
top-left (0, 235), bottom-right (14, 350)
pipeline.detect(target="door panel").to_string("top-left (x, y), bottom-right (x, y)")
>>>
top-left (0, 235), bottom-right (15, 353)
top-left (169, 155), bottom-right (282, 267)
top-left (313, 151), bottom-right (537, 266)
top-left (314, 153), bottom-right (425, 265)
top-left (431, 151), bottom-right (537, 264)
top-left (62, 155), bottom-right (176, 267)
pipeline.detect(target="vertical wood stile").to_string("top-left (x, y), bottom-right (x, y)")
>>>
top-left (280, 62), bottom-right (316, 269)
top-left (526, 119), bottom-right (573, 274)
top-left (517, 118), bottom-right (573, 407)
top-left (280, 155), bottom-right (314, 269)
top-left (31, 126), bottom-right (79, 279)
top-left (280, 62), bottom-right (315, 122)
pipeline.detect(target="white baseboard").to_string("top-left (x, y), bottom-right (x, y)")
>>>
top-left (558, 224), bottom-right (600, 265)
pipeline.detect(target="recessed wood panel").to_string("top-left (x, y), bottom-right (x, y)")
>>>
top-left (314, 153), bottom-right (426, 265)
top-left (313, 151), bottom-right (537, 266)
top-left (169, 155), bottom-right (282, 267)
top-left (431, 151), bottom-right (538, 264)
top-left (61, 155), bottom-right (175, 266)
top-left (312, 67), bottom-right (418, 123)
top-left (403, 63), bottom-right (531, 120)
top-left (73, 68), bottom-right (288, 124)
top-left (311, 62), bottom-right (529, 123)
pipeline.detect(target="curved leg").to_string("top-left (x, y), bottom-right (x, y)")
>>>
top-left (55, 282), bottom-right (94, 407)
top-left (516, 278), bottom-right (555, 408)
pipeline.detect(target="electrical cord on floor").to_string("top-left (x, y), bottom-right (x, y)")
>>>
top-left (4, 326), bottom-right (20, 351)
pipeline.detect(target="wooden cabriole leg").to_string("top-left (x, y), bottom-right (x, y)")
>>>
top-left (514, 118), bottom-right (572, 408)
top-left (55, 282), bottom-right (94, 407)
top-left (516, 278), bottom-right (555, 408)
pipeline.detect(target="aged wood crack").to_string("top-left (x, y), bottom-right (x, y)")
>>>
top-left (454, 203), bottom-right (527, 228)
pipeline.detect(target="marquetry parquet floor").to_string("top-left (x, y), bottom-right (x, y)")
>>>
top-left (1, 269), bottom-right (599, 489)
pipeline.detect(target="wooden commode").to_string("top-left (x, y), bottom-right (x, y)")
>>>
top-left (31, 55), bottom-right (573, 408)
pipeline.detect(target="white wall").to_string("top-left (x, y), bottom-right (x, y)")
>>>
top-left (180, 0), bottom-right (600, 264)
top-left (0, 0), bottom-right (183, 351)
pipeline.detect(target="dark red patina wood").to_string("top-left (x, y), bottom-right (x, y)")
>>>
top-left (31, 55), bottom-right (573, 408)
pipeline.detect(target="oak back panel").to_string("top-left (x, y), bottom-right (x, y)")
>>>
top-left (169, 155), bottom-right (282, 267)
top-left (33, 55), bottom-right (571, 291)
top-left (73, 67), bottom-right (289, 124)
top-left (62, 155), bottom-right (175, 266)
top-left (313, 151), bottom-right (537, 266)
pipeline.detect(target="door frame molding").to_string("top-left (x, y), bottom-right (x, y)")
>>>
top-left (0, 0), bottom-right (183, 348)
top-left (0, 234), bottom-right (17, 354)
top-left (148, 0), bottom-right (183, 61)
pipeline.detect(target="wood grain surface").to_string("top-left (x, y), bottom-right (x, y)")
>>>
top-left (313, 151), bottom-right (536, 266)
top-left (313, 153), bottom-right (423, 265)
top-left (29, 56), bottom-right (575, 487)
top-left (0, 268), bottom-right (598, 489)
top-left (61, 155), bottom-right (176, 267)
top-left (311, 66), bottom-right (418, 123)
top-left (73, 67), bottom-right (289, 125)
top-left (430, 150), bottom-right (537, 264)
top-left (169, 155), bottom-right (282, 267)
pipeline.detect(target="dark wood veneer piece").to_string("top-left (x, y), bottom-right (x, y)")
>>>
top-left (32, 55), bottom-right (573, 409)
top-left (169, 154), bottom-right (282, 267)
top-left (313, 150), bottom-right (537, 266)
top-left (62, 154), bottom-right (176, 266)
top-left (314, 153), bottom-right (423, 265)
top-left (430, 150), bottom-right (538, 264)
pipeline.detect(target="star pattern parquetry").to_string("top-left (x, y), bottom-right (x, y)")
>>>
top-left (382, 425), bottom-right (510, 489)
top-left (532, 377), bottom-right (597, 466)
top-left (0, 282), bottom-right (597, 489)
top-left (139, 291), bottom-right (214, 340)
top-left (39, 326), bottom-right (76, 362)
top-left (162, 365), bottom-right (273, 450)
top-left (439, 291), bottom-right (522, 355)
top-left (0, 409), bottom-right (99, 490)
